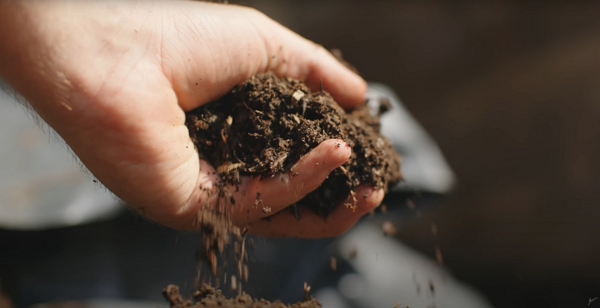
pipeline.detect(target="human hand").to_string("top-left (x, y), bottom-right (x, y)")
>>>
top-left (0, 1), bottom-right (383, 237)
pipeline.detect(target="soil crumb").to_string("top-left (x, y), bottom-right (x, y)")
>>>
top-left (407, 199), bottom-right (415, 210)
top-left (431, 223), bottom-right (437, 236)
top-left (435, 245), bottom-right (444, 266)
top-left (380, 204), bottom-right (388, 213)
top-left (382, 221), bottom-right (397, 237)
top-left (428, 279), bottom-right (435, 294)
top-left (186, 74), bottom-right (401, 217)
top-left (164, 284), bottom-right (321, 308)
top-left (348, 247), bottom-right (358, 259)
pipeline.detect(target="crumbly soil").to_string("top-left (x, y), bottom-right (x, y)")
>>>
top-left (164, 284), bottom-right (321, 308)
top-left (186, 73), bottom-right (401, 217)
top-left (183, 74), bottom-right (401, 306)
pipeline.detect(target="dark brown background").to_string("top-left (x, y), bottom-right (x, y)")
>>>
top-left (242, 1), bottom-right (600, 307)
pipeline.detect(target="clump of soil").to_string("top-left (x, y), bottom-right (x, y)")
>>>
top-left (164, 284), bottom-right (321, 308)
top-left (186, 74), bottom-right (401, 217)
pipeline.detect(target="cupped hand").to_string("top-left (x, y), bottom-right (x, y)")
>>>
top-left (0, 1), bottom-right (383, 237)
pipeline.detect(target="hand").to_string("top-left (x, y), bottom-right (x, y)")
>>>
top-left (0, 1), bottom-right (383, 237)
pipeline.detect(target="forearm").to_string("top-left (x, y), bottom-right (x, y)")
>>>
top-left (0, 1), bottom-right (179, 209)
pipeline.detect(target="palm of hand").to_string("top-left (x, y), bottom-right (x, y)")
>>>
top-left (18, 1), bottom-right (382, 237)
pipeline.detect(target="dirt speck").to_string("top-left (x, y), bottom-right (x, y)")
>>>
top-left (382, 221), bottom-right (397, 237)
top-left (348, 247), bottom-right (358, 259)
top-left (435, 245), bottom-right (444, 266)
top-left (428, 279), bottom-right (435, 294)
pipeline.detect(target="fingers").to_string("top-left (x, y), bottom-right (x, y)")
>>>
top-left (248, 186), bottom-right (384, 238)
top-left (167, 139), bottom-right (349, 230)
top-left (226, 139), bottom-right (351, 225)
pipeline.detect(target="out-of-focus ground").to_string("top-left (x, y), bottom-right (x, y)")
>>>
top-left (243, 1), bottom-right (600, 307)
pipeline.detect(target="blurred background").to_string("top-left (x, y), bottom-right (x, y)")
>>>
top-left (2, 1), bottom-right (600, 308)
top-left (240, 1), bottom-right (600, 307)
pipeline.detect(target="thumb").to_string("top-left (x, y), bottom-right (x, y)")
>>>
top-left (161, 3), bottom-right (367, 111)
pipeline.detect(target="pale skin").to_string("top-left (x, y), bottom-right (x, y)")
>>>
top-left (0, 0), bottom-right (384, 238)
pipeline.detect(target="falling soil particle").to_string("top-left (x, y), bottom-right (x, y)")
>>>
top-left (303, 282), bottom-right (312, 301)
top-left (348, 247), bottom-right (358, 259)
top-left (435, 245), bottom-right (444, 266)
top-left (164, 284), bottom-right (321, 308)
top-left (380, 204), bottom-right (388, 213)
top-left (413, 273), bottom-right (421, 296)
top-left (186, 74), bottom-right (401, 217)
top-left (382, 221), bottom-right (397, 237)
top-left (330, 256), bottom-right (337, 271)
top-left (428, 279), bottom-right (435, 294)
